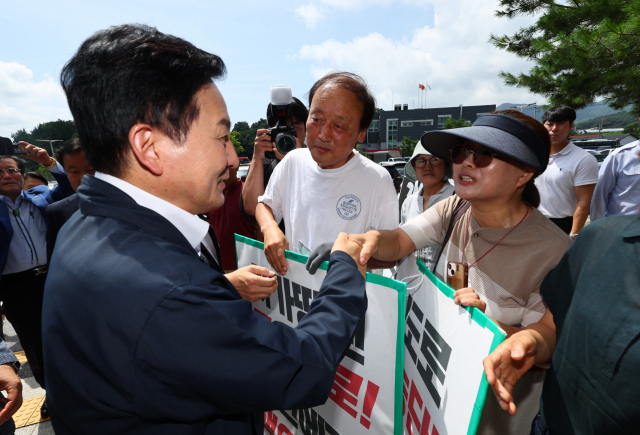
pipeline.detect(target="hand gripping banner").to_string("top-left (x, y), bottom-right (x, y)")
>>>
top-left (395, 256), bottom-right (506, 435)
top-left (235, 235), bottom-right (407, 435)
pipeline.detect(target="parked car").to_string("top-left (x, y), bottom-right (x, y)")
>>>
top-left (379, 162), bottom-right (403, 193)
top-left (388, 157), bottom-right (406, 163)
top-left (237, 164), bottom-right (250, 182)
top-left (598, 148), bottom-right (615, 157)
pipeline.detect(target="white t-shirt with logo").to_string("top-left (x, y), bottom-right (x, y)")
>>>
top-left (258, 148), bottom-right (399, 253)
top-left (535, 142), bottom-right (599, 219)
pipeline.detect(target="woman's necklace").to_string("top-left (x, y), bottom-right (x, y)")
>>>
top-left (462, 206), bottom-right (530, 269)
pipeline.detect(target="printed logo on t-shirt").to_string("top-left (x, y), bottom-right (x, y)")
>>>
top-left (336, 194), bottom-right (362, 220)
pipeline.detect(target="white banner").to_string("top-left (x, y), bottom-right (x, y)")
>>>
top-left (396, 256), bottom-right (506, 435)
top-left (235, 235), bottom-right (406, 435)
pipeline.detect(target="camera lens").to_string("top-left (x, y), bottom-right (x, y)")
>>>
top-left (276, 134), bottom-right (297, 155)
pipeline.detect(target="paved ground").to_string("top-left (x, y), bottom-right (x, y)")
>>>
top-left (3, 320), bottom-right (54, 435)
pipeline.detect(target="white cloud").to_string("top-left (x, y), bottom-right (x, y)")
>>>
top-left (295, 3), bottom-right (324, 29)
top-left (0, 62), bottom-right (71, 138)
top-left (297, 0), bottom-right (543, 111)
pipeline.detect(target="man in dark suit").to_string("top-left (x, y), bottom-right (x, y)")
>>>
top-left (45, 139), bottom-right (94, 260)
top-left (43, 24), bottom-right (368, 435)
top-left (0, 149), bottom-right (72, 418)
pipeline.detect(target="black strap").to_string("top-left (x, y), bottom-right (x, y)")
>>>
top-left (431, 198), bottom-right (471, 274)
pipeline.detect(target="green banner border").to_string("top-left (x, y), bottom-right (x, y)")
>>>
top-left (415, 259), bottom-right (506, 435)
top-left (235, 234), bottom-right (406, 434)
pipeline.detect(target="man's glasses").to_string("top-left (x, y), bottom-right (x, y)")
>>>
top-left (0, 168), bottom-right (21, 176)
top-left (415, 157), bottom-right (443, 168)
top-left (450, 145), bottom-right (507, 168)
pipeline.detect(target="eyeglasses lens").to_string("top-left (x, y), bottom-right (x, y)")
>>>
top-left (0, 169), bottom-right (19, 176)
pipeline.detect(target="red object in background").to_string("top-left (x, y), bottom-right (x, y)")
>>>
top-left (207, 177), bottom-right (256, 271)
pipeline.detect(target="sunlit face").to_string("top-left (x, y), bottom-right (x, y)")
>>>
top-left (62, 150), bottom-right (95, 192)
top-left (453, 141), bottom-right (532, 204)
top-left (413, 154), bottom-right (447, 190)
top-left (0, 158), bottom-right (24, 200)
top-left (23, 177), bottom-right (46, 191)
top-left (306, 84), bottom-right (367, 169)
top-left (543, 120), bottom-right (573, 147)
top-left (162, 83), bottom-right (238, 214)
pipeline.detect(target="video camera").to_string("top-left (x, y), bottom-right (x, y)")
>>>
top-left (265, 85), bottom-right (297, 160)
top-left (0, 136), bottom-right (27, 155)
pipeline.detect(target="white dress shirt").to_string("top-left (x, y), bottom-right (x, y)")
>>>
top-left (94, 173), bottom-right (218, 264)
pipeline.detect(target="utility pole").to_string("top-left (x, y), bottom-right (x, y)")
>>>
top-left (37, 139), bottom-right (63, 155)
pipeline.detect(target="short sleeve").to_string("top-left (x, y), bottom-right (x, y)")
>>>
top-left (257, 159), bottom-right (286, 224)
top-left (371, 176), bottom-right (399, 231)
top-left (400, 201), bottom-right (447, 250)
top-left (573, 153), bottom-right (599, 187)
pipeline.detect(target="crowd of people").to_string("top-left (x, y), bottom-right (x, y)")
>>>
top-left (0, 23), bottom-right (638, 435)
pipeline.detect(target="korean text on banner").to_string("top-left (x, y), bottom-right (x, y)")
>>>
top-left (235, 235), bottom-right (406, 435)
top-left (396, 256), bottom-right (506, 435)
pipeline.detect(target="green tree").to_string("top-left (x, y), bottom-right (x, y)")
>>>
top-left (400, 136), bottom-right (418, 157)
top-left (11, 119), bottom-right (78, 173)
top-left (230, 131), bottom-right (244, 154)
top-left (623, 122), bottom-right (640, 138)
top-left (230, 118), bottom-right (270, 158)
top-left (491, 0), bottom-right (640, 113)
top-left (444, 118), bottom-right (471, 129)
top-left (355, 144), bottom-right (367, 156)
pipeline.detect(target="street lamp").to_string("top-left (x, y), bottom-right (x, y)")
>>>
top-left (37, 139), bottom-right (63, 155)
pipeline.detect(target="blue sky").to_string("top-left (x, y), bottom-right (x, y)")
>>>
top-left (0, 0), bottom-right (541, 138)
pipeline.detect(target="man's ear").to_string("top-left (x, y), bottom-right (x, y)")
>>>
top-left (357, 128), bottom-right (367, 143)
top-left (128, 124), bottom-right (163, 176)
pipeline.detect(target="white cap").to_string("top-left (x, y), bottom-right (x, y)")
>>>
top-left (271, 85), bottom-right (293, 105)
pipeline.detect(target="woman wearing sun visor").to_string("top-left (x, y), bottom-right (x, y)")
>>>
top-left (349, 110), bottom-right (572, 435)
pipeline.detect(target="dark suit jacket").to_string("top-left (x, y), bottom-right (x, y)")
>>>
top-left (45, 194), bottom-right (80, 261)
top-left (42, 176), bottom-right (367, 435)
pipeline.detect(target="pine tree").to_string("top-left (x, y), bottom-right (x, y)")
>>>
top-left (491, 0), bottom-right (640, 114)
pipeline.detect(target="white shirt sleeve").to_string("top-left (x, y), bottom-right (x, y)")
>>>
top-left (257, 160), bottom-right (285, 224)
top-left (573, 153), bottom-right (599, 187)
top-left (590, 152), bottom-right (617, 221)
top-left (371, 177), bottom-right (400, 231)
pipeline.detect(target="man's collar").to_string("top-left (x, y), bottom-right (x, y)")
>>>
top-left (621, 217), bottom-right (640, 239)
top-left (94, 172), bottom-right (209, 250)
top-left (552, 142), bottom-right (573, 156)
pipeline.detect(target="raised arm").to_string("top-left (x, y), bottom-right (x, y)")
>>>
top-left (241, 129), bottom-right (274, 216)
top-left (348, 228), bottom-right (417, 266)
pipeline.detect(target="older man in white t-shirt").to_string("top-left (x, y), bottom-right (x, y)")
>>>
top-left (256, 72), bottom-right (398, 275)
top-left (535, 105), bottom-right (598, 239)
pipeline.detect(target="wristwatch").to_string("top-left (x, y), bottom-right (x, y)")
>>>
top-left (569, 233), bottom-right (579, 239)
top-left (42, 157), bottom-right (58, 169)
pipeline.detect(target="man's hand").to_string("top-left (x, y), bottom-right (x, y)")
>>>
top-left (23, 143), bottom-right (53, 166)
top-left (0, 363), bottom-right (22, 425)
top-left (226, 265), bottom-right (278, 302)
top-left (347, 231), bottom-right (380, 266)
top-left (483, 331), bottom-right (538, 415)
top-left (453, 287), bottom-right (486, 312)
top-left (253, 129), bottom-right (275, 161)
top-left (332, 233), bottom-right (366, 278)
top-left (262, 224), bottom-right (289, 275)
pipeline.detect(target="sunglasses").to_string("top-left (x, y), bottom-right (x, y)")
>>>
top-left (450, 145), bottom-right (507, 168)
